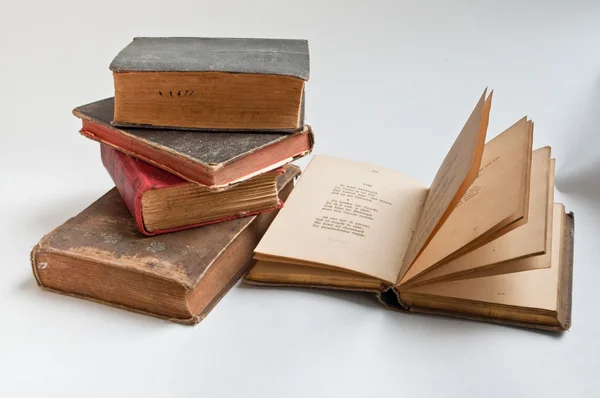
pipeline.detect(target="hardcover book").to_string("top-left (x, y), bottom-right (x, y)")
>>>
top-left (31, 165), bottom-right (300, 324)
top-left (100, 144), bottom-right (287, 236)
top-left (110, 37), bottom-right (309, 131)
top-left (245, 90), bottom-right (575, 332)
top-left (74, 98), bottom-right (314, 189)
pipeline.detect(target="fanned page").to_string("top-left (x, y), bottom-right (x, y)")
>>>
top-left (406, 149), bottom-right (553, 286)
top-left (254, 156), bottom-right (428, 284)
top-left (401, 204), bottom-right (565, 313)
top-left (399, 90), bottom-right (492, 279)
top-left (399, 117), bottom-right (533, 285)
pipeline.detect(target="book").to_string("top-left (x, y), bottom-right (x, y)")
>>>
top-left (74, 98), bottom-right (314, 189)
top-left (244, 90), bottom-right (575, 332)
top-left (101, 144), bottom-right (286, 236)
top-left (110, 37), bottom-right (309, 131)
top-left (30, 165), bottom-right (300, 324)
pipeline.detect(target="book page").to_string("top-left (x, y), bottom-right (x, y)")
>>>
top-left (400, 117), bottom-right (533, 284)
top-left (402, 204), bottom-right (565, 312)
top-left (399, 90), bottom-right (492, 279)
top-left (406, 149), bottom-right (552, 286)
top-left (254, 156), bottom-right (428, 283)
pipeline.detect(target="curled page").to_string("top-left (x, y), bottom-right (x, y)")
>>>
top-left (398, 89), bottom-right (492, 282)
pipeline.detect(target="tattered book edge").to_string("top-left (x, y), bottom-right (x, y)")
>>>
top-left (110, 121), bottom-right (305, 133)
top-left (74, 106), bottom-right (313, 173)
top-left (30, 244), bottom-right (257, 325)
top-left (139, 200), bottom-right (284, 236)
top-left (111, 90), bottom-right (306, 133)
top-left (30, 242), bottom-right (195, 290)
top-left (32, 252), bottom-right (251, 326)
top-left (79, 126), bottom-right (310, 191)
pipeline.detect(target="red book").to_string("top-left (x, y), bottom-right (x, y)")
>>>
top-left (74, 98), bottom-right (313, 189)
top-left (101, 144), bottom-right (291, 236)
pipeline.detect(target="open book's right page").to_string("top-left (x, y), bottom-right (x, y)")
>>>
top-left (399, 90), bottom-right (492, 279)
top-left (401, 204), bottom-right (565, 313)
top-left (406, 148), bottom-right (553, 286)
top-left (399, 117), bottom-right (533, 285)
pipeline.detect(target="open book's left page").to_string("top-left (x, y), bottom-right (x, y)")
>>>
top-left (254, 156), bottom-right (428, 284)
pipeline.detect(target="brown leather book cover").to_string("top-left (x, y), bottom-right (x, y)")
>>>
top-left (30, 165), bottom-right (300, 324)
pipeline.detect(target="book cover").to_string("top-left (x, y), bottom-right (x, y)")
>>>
top-left (74, 98), bottom-right (314, 189)
top-left (110, 37), bottom-right (310, 79)
top-left (30, 165), bottom-right (300, 324)
top-left (101, 144), bottom-right (285, 236)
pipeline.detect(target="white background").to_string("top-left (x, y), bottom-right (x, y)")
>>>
top-left (2, 1), bottom-right (600, 396)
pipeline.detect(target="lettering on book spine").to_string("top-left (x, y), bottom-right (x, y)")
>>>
top-left (158, 90), bottom-right (194, 97)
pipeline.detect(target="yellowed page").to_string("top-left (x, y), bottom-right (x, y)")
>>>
top-left (400, 117), bottom-right (533, 284)
top-left (254, 155), bottom-right (428, 283)
top-left (402, 204), bottom-right (565, 311)
top-left (400, 90), bottom-right (492, 278)
top-left (404, 147), bottom-right (552, 286)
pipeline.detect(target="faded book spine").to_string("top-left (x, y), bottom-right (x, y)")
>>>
top-left (100, 144), bottom-right (154, 235)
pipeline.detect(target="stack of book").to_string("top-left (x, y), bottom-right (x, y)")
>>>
top-left (31, 37), bottom-right (314, 324)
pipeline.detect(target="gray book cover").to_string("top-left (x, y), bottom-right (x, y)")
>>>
top-left (73, 98), bottom-right (314, 189)
top-left (110, 37), bottom-right (310, 80)
top-left (74, 98), bottom-right (312, 167)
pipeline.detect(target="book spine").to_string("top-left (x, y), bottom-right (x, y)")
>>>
top-left (100, 144), bottom-right (150, 235)
top-left (79, 120), bottom-right (218, 187)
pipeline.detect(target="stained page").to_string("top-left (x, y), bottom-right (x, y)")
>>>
top-left (254, 156), bottom-right (428, 283)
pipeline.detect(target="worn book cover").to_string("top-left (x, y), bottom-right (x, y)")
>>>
top-left (74, 98), bottom-right (314, 189)
top-left (101, 144), bottom-right (285, 236)
top-left (110, 37), bottom-right (309, 130)
top-left (245, 90), bottom-right (575, 332)
top-left (30, 165), bottom-right (300, 324)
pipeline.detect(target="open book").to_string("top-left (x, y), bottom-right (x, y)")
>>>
top-left (244, 90), bottom-right (575, 332)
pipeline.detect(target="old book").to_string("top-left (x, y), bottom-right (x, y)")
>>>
top-left (74, 98), bottom-right (313, 189)
top-left (30, 165), bottom-right (300, 324)
top-left (110, 37), bottom-right (309, 131)
top-left (101, 144), bottom-right (285, 236)
top-left (245, 90), bottom-right (575, 332)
